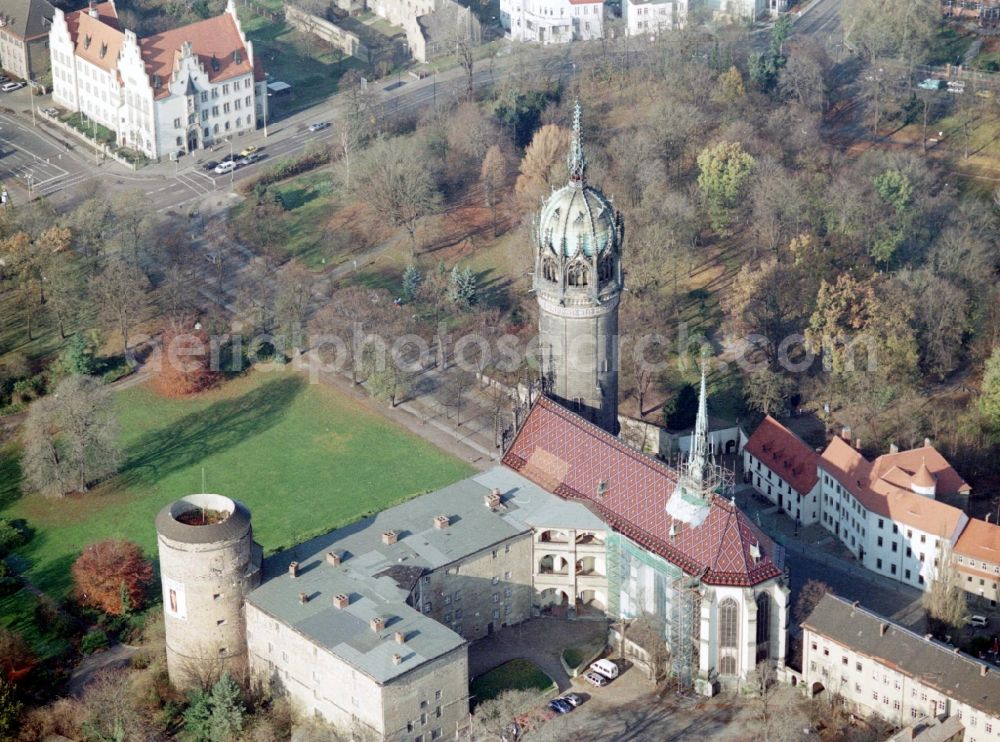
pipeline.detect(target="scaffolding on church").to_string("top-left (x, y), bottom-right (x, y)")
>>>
top-left (606, 532), bottom-right (701, 689)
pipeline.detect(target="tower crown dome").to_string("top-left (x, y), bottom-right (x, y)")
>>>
top-left (536, 103), bottom-right (621, 260)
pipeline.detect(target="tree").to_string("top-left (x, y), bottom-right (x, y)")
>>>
top-left (624, 613), bottom-right (669, 684)
top-left (696, 141), bottom-right (755, 233)
top-left (715, 65), bottom-right (746, 103)
top-left (21, 375), bottom-right (122, 498)
top-left (842, 0), bottom-right (937, 72)
top-left (0, 626), bottom-right (34, 680)
top-left (794, 579), bottom-right (831, 624)
top-left (441, 371), bottom-right (475, 425)
top-left (73, 539), bottom-right (153, 615)
top-left (109, 190), bottom-right (154, 266)
top-left (981, 347), bottom-right (1000, 432)
top-left (366, 363), bottom-right (413, 408)
top-left (514, 124), bottom-right (570, 207)
top-left (183, 672), bottom-right (245, 742)
top-left (778, 40), bottom-right (831, 113)
top-left (922, 541), bottom-right (967, 630)
top-left (401, 264), bottom-right (422, 303)
top-left (0, 678), bottom-right (22, 739)
top-left (896, 270), bottom-right (968, 380)
top-left (355, 137), bottom-right (441, 256)
top-left (481, 145), bottom-right (508, 237)
top-left (53, 333), bottom-right (96, 378)
top-left (722, 257), bottom-right (805, 367)
top-left (470, 689), bottom-right (543, 741)
top-left (89, 257), bottom-right (150, 355)
top-left (153, 322), bottom-right (220, 397)
top-left (273, 262), bottom-right (313, 353)
top-left (80, 670), bottom-right (154, 742)
top-left (45, 251), bottom-right (85, 339)
top-left (447, 102), bottom-right (499, 162)
top-left (745, 368), bottom-right (791, 416)
top-left (748, 660), bottom-right (780, 742)
top-left (663, 382), bottom-right (698, 431)
top-left (448, 266), bottom-right (478, 309)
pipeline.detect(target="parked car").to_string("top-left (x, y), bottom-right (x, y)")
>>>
top-left (239, 145), bottom-right (258, 157)
top-left (1, 81), bottom-right (25, 92)
top-left (547, 698), bottom-right (573, 714)
top-left (214, 160), bottom-right (237, 174)
top-left (589, 659), bottom-right (619, 679)
top-left (970, 615), bottom-right (989, 628)
top-left (917, 78), bottom-right (945, 91)
top-left (584, 671), bottom-right (609, 687)
top-left (947, 80), bottom-right (966, 94)
top-left (220, 153), bottom-right (238, 163)
top-left (41, 107), bottom-right (59, 116)
top-left (202, 160), bottom-right (219, 172)
top-left (308, 121), bottom-right (330, 132)
top-left (559, 693), bottom-right (584, 707)
top-left (0, 76), bottom-right (9, 84)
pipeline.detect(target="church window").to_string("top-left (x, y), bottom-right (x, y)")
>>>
top-left (718, 598), bottom-right (739, 675)
top-left (755, 593), bottom-right (770, 662)
top-left (567, 262), bottom-right (589, 287)
top-left (542, 257), bottom-right (558, 283)
top-left (598, 255), bottom-right (613, 282)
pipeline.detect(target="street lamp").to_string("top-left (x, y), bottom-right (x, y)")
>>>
top-left (226, 138), bottom-right (234, 191)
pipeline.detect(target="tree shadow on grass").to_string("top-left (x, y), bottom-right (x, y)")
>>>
top-left (119, 375), bottom-right (306, 488)
top-left (0, 448), bottom-right (23, 510)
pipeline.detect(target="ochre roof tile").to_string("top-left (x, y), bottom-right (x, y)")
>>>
top-left (743, 415), bottom-right (819, 494)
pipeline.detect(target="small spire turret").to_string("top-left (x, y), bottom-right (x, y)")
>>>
top-left (568, 100), bottom-right (586, 185)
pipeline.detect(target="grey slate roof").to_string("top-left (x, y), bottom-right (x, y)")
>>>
top-left (246, 467), bottom-right (602, 684)
top-left (0, 0), bottom-right (54, 39)
top-left (803, 594), bottom-right (1000, 718)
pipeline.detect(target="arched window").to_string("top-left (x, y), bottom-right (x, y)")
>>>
top-left (718, 598), bottom-right (739, 676)
top-left (542, 257), bottom-right (558, 283)
top-left (567, 262), bottom-right (589, 287)
top-left (756, 593), bottom-right (771, 662)
top-left (598, 255), bottom-right (614, 283)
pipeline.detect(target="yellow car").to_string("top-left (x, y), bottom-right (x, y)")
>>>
top-left (239, 145), bottom-right (258, 157)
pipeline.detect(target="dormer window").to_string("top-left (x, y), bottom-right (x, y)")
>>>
top-left (83, 34), bottom-right (92, 49)
top-left (210, 53), bottom-right (220, 72)
top-left (233, 49), bottom-right (242, 64)
top-left (99, 42), bottom-right (107, 58)
top-left (153, 74), bottom-right (161, 89)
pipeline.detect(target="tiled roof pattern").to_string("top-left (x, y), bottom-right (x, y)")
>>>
top-left (140, 13), bottom-right (253, 100)
top-left (0, 0), bottom-right (55, 40)
top-left (954, 517), bottom-right (1000, 566)
top-left (503, 397), bottom-right (782, 586)
top-left (65, 0), bottom-right (118, 40)
top-left (821, 437), bottom-right (965, 537)
top-left (743, 415), bottom-right (819, 495)
top-left (71, 8), bottom-right (124, 72)
top-left (871, 445), bottom-right (970, 495)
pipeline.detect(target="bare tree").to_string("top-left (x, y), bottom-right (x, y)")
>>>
top-left (470, 689), bottom-right (545, 741)
top-left (355, 137), bottom-right (442, 257)
top-left (21, 375), bottom-right (122, 498)
top-left (89, 257), bottom-right (150, 355)
top-left (481, 145), bottom-right (508, 238)
top-left (923, 539), bottom-right (967, 630)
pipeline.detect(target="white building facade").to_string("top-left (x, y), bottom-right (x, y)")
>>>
top-left (49, 0), bottom-right (266, 160)
top-left (803, 595), bottom-right (1000, 741)
top-left (624, 0), bottom-right (685, 36)
top-left (499, 0), bottom-right (604, 43)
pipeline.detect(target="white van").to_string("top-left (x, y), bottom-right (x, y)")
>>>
top-left (589, 659), bottom-right (619, 680)
top-left (970, 615), bottom-right (989, 628)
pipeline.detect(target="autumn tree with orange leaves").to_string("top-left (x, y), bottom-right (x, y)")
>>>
top-left (152, 321), bottom-right (220, 398)
top-left (72, 540), bottom-right (153, 616)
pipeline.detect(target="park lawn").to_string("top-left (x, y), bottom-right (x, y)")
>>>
top-left (0, 589), bottom-right (71, 660)
top-left (1, 367), bottom-right (473, 598)
top-left (471, 659), bottom-right (554, 707)
top-left (238, 8), bottom-right (364, 115)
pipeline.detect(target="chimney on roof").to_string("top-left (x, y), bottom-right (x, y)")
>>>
top-left (852, 601), bottom-right (860, 608)
top-left (288, 561), bottom-right (299, 578)
top-left (433, 515), bottom-right (450, 530)
top-left (889, 443), bottom-right (899, 455)
top-left (298, 592), bottom-right (308, 604)
top-left (841, 426), bottom-right (851, 442)
top-left (394, 631), bottom-right (405, 645)
top-left (371, 616), bottom-right (385, 633)
top-left (855, 438), bottom-right (862, 450)
top-left (88, 1), bottom-right (98, 18)
top-left (333, 594), bottom-right (349, 609)
top-left (987, 514), bottom-right (993, 524)
top-left (326, 551), bottom-right (341, 566)
top-left (669, 523), bottom-right (677, 541)
top-left (924, 437), bottom-right (932, 448)
top-left (879, 622), bottom-right (888, 636)
top-left (485, 489), bottom-right (502, 510)
top-left (382, 530), bottom-right (397, 545)
top-left (392, 653), bottom-right (402, 665)
top-left (954, 647), bottom-right (961, 654)
top-left (982, 664), bottom-right (989, 677)
top-left (924, 633), bottom-right (933, 640)
top-left (596, 479), bottom-right (608, 498)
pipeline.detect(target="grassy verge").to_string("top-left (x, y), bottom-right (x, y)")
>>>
top-left (471, 659), bottom-right (554, 707)
top-left (0, 589), bottom-right (71, 660)
top-left (0, 367), bottom-right (473, 597)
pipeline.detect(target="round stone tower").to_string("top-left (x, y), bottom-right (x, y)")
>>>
top-left (533, 102), bottom-right (624, 435)
top-left (155, 494), bottom-right (261, 687)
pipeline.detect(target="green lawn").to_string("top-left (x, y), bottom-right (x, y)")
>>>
top-left (239, 8), bottom-right (364, 116)
top-left (471, 659), bottom-right (554, 707)
top-left (0, 368), bottom-right (473, 597)
top-left (0, 589), bottom-right (71, 660)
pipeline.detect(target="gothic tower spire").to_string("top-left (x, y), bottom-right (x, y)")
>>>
top-left (688, 362), bottom-right (710, 486)
top-left (567, 100), bottom-right (586, 185)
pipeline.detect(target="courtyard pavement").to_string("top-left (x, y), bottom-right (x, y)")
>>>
top-left (468, 618), bottom-right (609, 693)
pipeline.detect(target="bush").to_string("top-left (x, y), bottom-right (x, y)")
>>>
top-left (80, 629), bottom-right (109, 655)
top-left (0, 561), bottom-right (20, 597)
top-left (238, 146), bottom-right (332, 195)
top-left (0, 518), bottom-right (31, 557)
top-left (101, 361), bottom-right (135, 384)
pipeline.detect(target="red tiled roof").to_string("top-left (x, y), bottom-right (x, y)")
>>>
top-left (743, 415), bottom-right (819, 495)
top-left (955, 518), bottom-right (1000, 567)
top-left (65, 1), bottom-right (119, 41)
top-left (870, 445), bottom-right (970, 495)
top-left (68, 6), bottom-right (124, 72)
top-left (140, 13), bottom-right (254, 100)
top-left (503, 397), bottom-right (782, 587)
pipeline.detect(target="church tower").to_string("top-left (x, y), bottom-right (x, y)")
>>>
top-left (533, 103), bottom-right (624, 435)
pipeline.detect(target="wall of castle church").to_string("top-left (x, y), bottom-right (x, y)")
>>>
top-left (533, 527), bottom-right (609, 614)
